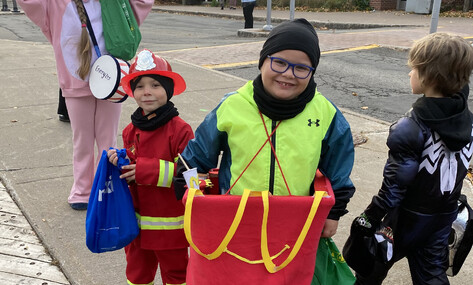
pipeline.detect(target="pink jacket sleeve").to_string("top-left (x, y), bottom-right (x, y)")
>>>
top-left (129, 0), bottom-right (154, 26)
top-left (16, 0), bottom-right (52, 41)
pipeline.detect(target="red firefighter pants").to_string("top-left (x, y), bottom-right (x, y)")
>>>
top-left (125, 240), bottom-right (188, 285)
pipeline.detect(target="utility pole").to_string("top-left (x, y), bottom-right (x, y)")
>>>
top-left (290, 0), bottom-right (295, 20)
top-left (263, 0), bottom-right (273, 31)
top-left (463, 0), bottom-right (470, 12)
top-left (429, 0), bottom-right (442, 33)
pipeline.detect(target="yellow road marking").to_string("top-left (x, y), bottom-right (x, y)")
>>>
top-left (159, 33), bottom-right (471, 70)
top-left (202, 44), bottom-right (380, 69)
top-left (158, 41), bottom-right (265, 54)
top-left (202, 60), bottom-right (259, 69)
top-left (322, 44), bottom-right (380, 54)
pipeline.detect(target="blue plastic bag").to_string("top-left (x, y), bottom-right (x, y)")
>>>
top-left (86, 149), bottom-right (138, 253)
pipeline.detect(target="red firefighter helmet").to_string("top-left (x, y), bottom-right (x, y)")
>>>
top-left (121, 49), bottom-right (186, 97)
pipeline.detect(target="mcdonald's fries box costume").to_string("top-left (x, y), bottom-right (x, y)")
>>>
top-left (183, 174), bottom-right (335, 285)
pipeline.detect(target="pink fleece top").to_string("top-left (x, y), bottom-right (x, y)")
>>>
top-left (18, 0), bottom-right (153, 98)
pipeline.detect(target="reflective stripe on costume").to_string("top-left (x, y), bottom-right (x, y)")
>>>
top-left (127, 280), bottom-right (153, 285)
top-left (157, 159), bottom-right (174, 188)
top-left (136, 213), bottom-right (184, 230)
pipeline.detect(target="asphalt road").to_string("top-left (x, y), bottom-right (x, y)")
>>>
top-left (217, 43), bottom-right (473, 124)
top-left (216, 46), bottom-right (414, 123)
top-left (3, 11), bottom-right (472, 124)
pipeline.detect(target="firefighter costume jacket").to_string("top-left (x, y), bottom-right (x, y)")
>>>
top-left (123, 116), bottom-right (194, 250)
top-left (181, 81), bottom-right (355, 220)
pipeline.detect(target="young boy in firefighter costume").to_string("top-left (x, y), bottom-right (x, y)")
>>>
top-left (108, 49), bottom-right (194, 285)
top-left (174, 19), bottom-right (356, 284)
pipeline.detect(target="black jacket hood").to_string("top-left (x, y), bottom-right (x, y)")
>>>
top-left (412, 85), bottom-right (472, 151)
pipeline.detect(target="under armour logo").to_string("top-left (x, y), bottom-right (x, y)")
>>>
top-left (308, 119), bottom-right (320, 127)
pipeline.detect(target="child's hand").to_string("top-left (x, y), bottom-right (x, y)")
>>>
top-left (321, 219), bottom-right (338, 238)
top-left (351, 212), bottom-right (378, 236)
top-left (107, 149), bottom-right (118, 166)
top-left (108, 148), bottom-right (131, 169)
top-left (120, 164), bottom-right (136, 183)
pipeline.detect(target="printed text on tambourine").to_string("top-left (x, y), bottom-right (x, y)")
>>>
top-left (94, 65), bottom-right (112, 80)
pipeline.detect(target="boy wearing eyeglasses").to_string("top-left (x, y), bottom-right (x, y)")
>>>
top-left (174, 18), bottom-right (356, 282)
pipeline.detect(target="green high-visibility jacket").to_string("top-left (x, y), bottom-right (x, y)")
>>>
top-left (182, 81), bottom-right (355, 219)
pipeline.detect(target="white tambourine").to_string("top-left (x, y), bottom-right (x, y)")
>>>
top-left (89, 55), bottom-right (130, 103)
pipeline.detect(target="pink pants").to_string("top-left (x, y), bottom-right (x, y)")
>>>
top-left (65, 96), bottom-right (121, 204)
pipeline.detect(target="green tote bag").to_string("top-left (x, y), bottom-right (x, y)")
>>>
top-left (101, 0), bottom-right (141, 61)
top-left (312, 238), bottom-right (356, 285)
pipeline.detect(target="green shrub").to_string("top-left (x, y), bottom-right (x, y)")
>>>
top-left (352, 0), bottom-right (371, 10)
top-left (439, 0), bottom-right (467, 12)
top-left (322, 0), bottom-right (351, 10)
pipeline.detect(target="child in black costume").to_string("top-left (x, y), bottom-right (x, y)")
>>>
top-left (352, 33), bottom-right (473, 284)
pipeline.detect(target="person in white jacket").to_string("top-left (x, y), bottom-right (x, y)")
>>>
top-left (17, 0), bottom-right (154, 210)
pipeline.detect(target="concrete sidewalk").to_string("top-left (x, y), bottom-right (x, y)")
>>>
top-left (1, 5), bottom-right (473, 285)
top-left (153, 4), bottom-right (473, 35)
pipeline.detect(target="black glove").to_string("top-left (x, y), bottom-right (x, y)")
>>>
top-left (351, 212), bottom-right (379, 236)
top-left (172, 159), bottom-right (188, 200)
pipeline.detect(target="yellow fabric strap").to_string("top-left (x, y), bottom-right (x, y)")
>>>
top-left (157, 159), bottom-right (174, 188)
top-left (184, 187), bottom-right (252, 260)
top-left (136, 213), bottom-right (184, 230)
top-left (184, 187), bottom-right (324, 272)
top-left (224, 244), bottom-right (290, 264)
top-left (261, 190), bottom-right (324, 273)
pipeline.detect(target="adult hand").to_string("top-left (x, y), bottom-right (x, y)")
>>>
top-left (120, 164), bottom-right (136, 183)
top-left (320, 218), bottom-right (338, 238)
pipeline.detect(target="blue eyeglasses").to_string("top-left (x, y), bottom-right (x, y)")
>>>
top-left (267, 56), bottom-right (314, 79)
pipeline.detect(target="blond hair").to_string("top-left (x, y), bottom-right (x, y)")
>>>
top-left (408, 32), bottom-right (473, 95)
top-left (72, 0), bottom-right (92, 80)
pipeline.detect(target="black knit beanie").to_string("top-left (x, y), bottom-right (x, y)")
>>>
top-left (258, 18), bottom-right (320, 72)
top-left (130, 74), bottom-right (175, 100)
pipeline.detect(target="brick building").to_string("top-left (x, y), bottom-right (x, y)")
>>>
top-left (370, 0), bottom-right (398, 10)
